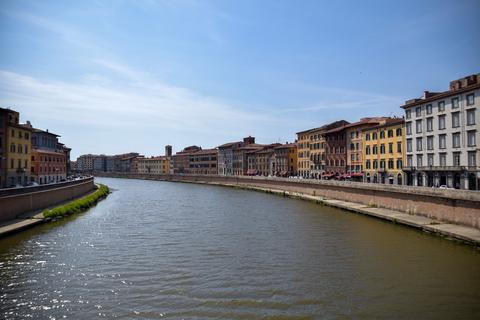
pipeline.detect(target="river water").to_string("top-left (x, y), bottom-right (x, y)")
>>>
top-left (1, 177), bottom-right (479, 319)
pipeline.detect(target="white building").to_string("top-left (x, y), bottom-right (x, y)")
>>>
top-left (401, 74), bottom-right (480, 190)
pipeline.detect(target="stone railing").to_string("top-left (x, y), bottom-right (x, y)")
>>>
top-left (0, 177), bottom-right (96, 223)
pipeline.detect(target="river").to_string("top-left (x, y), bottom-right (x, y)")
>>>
top-left (1, 177), bottom-right (479, 319)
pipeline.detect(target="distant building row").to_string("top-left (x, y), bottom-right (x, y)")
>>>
top-left (0, 108), bottom-right (71, 188)
top-left (77, 73), bottom-right (480, 190)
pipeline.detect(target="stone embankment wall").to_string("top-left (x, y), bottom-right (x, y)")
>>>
top-left (0, 178), bottom-right (95, 222)
top-left (97, 173), bottom-right (480, 230)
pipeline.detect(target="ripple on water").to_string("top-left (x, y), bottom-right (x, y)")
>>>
top-left (0, 177), bottom-right (480, 319)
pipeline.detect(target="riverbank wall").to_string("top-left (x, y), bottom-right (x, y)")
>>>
top-left (96, 173), bottom-right (480, 230)
top-left (0, 177), bottom-right (96, 223)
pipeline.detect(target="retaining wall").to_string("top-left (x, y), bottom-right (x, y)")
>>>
top-left (97, 173), bottom-right (480, 229)
top-left (0, 178), bottom-right (96, 222)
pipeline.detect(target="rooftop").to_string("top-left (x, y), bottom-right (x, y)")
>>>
top-left (401, 73), bottom-right (480, 109)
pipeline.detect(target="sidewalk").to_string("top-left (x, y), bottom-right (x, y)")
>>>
top-left (0, 187), bottom-right (98, 238)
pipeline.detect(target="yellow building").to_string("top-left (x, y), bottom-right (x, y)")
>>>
top-left (1, 108), bottom-right (32, 187)
top-left (296, 129), bottom-right (311, 177)
top-left (138, 156), bottom-right (170, 175)
top-left (363, 118), bottom-right (405, 185)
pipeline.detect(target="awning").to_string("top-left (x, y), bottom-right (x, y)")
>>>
top-left (351, 173), bottom-right (363, 177)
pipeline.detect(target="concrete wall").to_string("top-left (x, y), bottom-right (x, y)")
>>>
top-left (97, 172), bottom-right (480, 229)
top-left (0, 177), bottom-right (95, 222)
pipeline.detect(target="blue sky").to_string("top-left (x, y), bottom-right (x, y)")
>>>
top-left (0, 0), bottom-right (479, 158)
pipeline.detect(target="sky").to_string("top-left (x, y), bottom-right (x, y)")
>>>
top-left (0, 0), bottom-right (479, 159)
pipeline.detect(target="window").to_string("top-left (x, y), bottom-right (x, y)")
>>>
top-left (467, 109), bottom-right (475, 125)
top-left (407, 155), bottom-right (413, 167)
top-left (10, 144), bottom-right (16, 152)
top-left (438, 115), bottom-right (446, 130)
top-left (406, 122), bottom-right (412, 135)
top-left (451, 97), bottom-right (459, 109)
top-left (380, 160), bottom-right (385, 169)
top-left (427, 136), bottom-right (434, 150)
top-left (388, 159), bottom-right (394, 169)
top-left (438, 101), bottom-right (445, 112)
top-left (18, 145), bottom-right (22, 154)
top-left (386, 130), bottom-right (392, 138)
top-left (373, 160), bottom-right (378, 169)
top-left (388, 143), bottom-right (393, 153)
top-left (426, 117), bottom-right (433, 132)
top-left (366, 160), bottom-right (371, 169)
top-left (468, 151), bottom-right (476, 167)
top-left (417, 154), bottom-right (423, 167)
top-left (452, 132), bottom-right (461, 148)
top-left (416, 107), bottom-right (422, 117)
top-left (372, 132), bottom-right (377, 140)
top-left (439, 153), bottom-right (447, 166)
top-left (439, 134), bottom-right (446, 149)
top-left (452, 112), bottom-right (460, 128)
top-left (467, 130), bottom-right (476, 147)
top-left (416, 137), bottom-right (423, 151)
top-left (416, 120), bottom-right (422, 133)
top-left (426, 104), bottom-right (432, 114)
top-left (373, 145), bottom-right (378, 154)
top-left (380, 144), bottom-right (385, 154)
top-left (406, 109), bottom-right (411, 119)
top-left (397, 142), bottom-right (402, 153)
top-left (397, 159), bottom-right (403, 169)
top-left (380, 131), bottom-right (385, 139)
top-left (365, 133), bottom-right (370, 141)
top-left (467, 93), bottom-right (475, 106)
top-left (365, 146), bottom-right (371, 155)
top-left (406, 139), bottom-right (412, 152)
top-left (453, 152), bottom-right (461, 166)
top-left (427, 154), bottom-right (434, 166)
top-left (396, 128), bottom-right (402, 136)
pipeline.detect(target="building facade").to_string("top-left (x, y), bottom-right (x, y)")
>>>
top-left (324, 124), bottom-right (349, 177)
top-left (363, 118), bottom-right (405, 185)
top-left (345, 117), bottom-right (388, 179)
top-left (273, 143), bottom-right (297, 177)
top-left (402, 74), bottom-right (480, 189)
top-left (188, 148), bottom-right (218, 175)
top-left (295, 129), bottom-right (311, 178)
top-left (0, 109), bottom-right (8, 187)
top-left (30, 127), bottom-right (67, 184)
top-left (77, 154), bottom-right (94, 172)
top-left (138, 156), bottom-right (170, 175)
top-left (173, 146), bottom-right (201, 174)
top-left (217, 136), bottom-right (257, 176)
top-left (93, 155), bottom-right (106, 172)
top-left (1, 108), bottom-right (32, 187)
top-left (296, 120), bottom-right (348, 178)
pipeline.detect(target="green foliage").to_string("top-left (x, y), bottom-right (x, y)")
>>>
top-left (43, 184), bottom-right (110, 219)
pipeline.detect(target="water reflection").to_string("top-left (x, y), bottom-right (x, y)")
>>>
top-left (1, 177), bottom-right (479, 319)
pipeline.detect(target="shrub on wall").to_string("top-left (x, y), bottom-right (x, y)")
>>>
top-left (43, 184), bottom-right (110, 219)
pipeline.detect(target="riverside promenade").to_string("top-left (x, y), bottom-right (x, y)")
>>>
top-left (96, 173), bottom-right (480, 246)
top-left (0, 177), bottom-right (97, 237)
